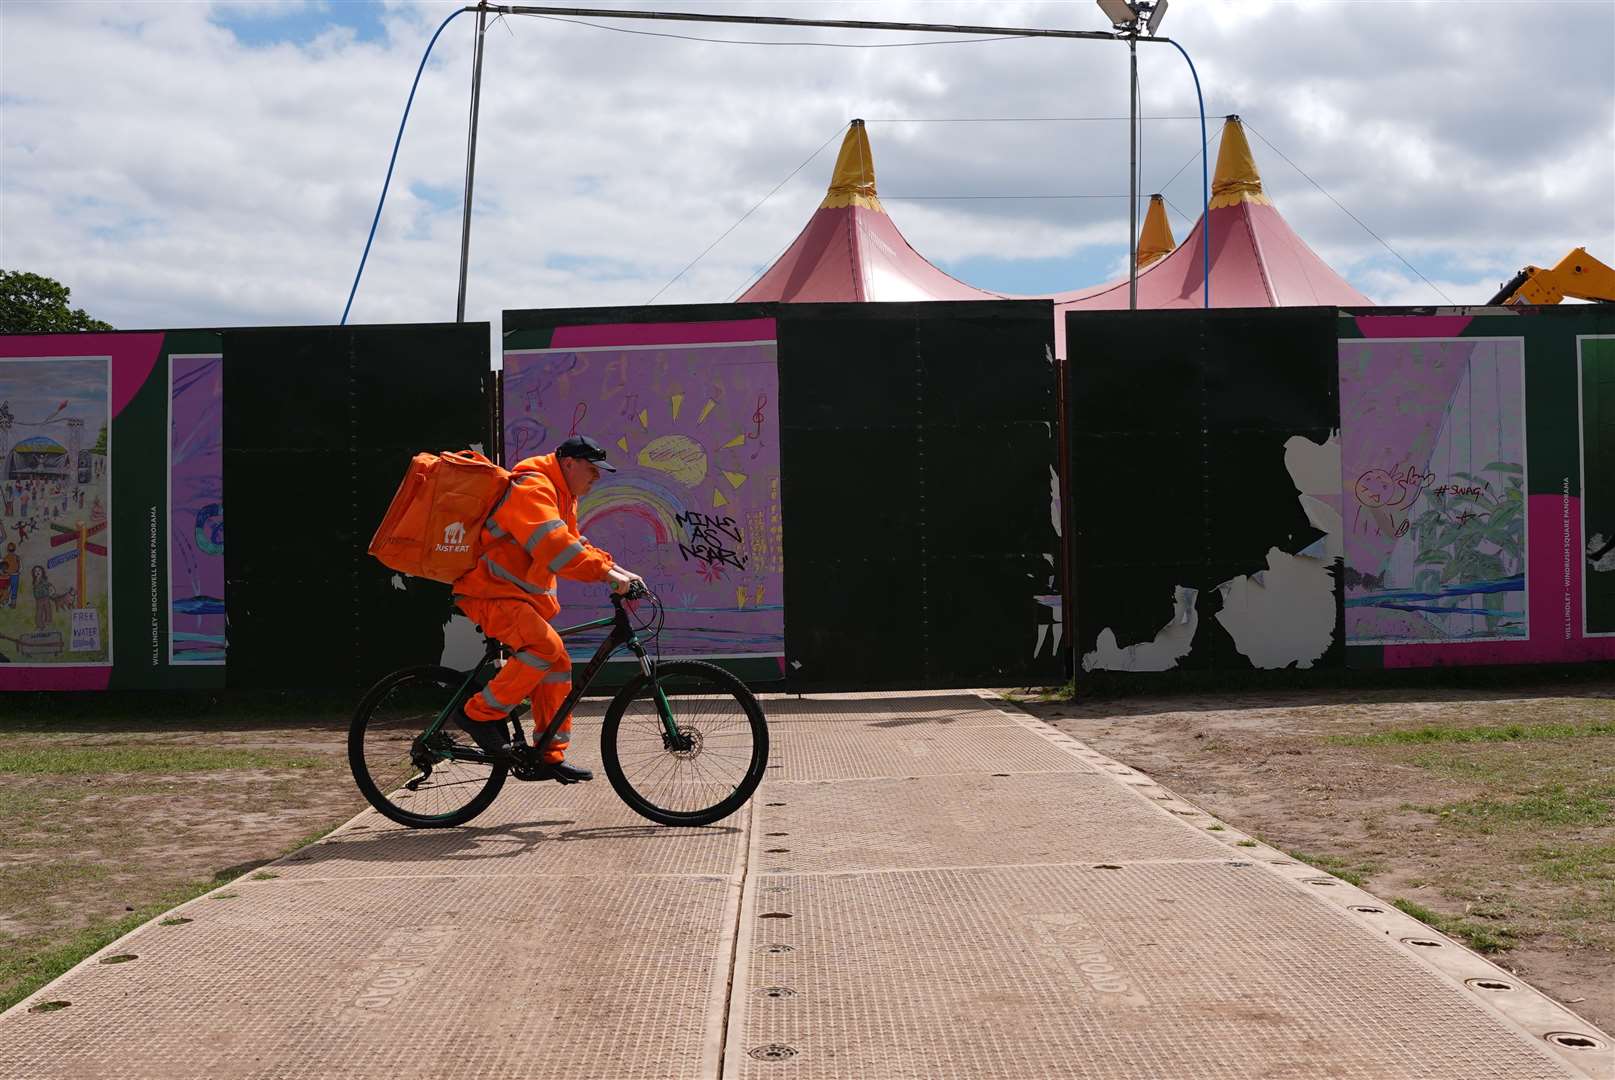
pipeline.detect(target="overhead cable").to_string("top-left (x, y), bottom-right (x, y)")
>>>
top-left (519, 14), bottom-right (1028, 47)
top-left (645, 124), bottom-right (849, 305)
top-left (1243, 122), bottom-right (1454, 304)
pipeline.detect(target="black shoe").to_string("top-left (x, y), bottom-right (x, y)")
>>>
top-left (545, 761), bottom-right (593, 784)
top-left (453, 707), bottom-right (512, 758)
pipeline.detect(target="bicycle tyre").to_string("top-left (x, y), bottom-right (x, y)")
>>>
top-left (349, 665), bottom-right (507, 829)
top-left (601, 659), bottom-right (769, 827)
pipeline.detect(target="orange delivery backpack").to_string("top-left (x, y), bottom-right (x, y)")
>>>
top-left (368, 450), bottom-right (510, 583)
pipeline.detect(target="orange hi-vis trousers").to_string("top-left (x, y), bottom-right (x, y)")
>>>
top-left (456, 596), bottom-right (574, 765)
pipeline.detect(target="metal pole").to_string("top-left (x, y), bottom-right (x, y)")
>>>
top-left (1128, 33), bottom-right (1138, 311)
top-left (456, 3), bottom-right (490, 323)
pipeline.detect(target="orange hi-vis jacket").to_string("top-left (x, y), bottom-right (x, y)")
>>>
top-left (451, 453), bottom-right (615, 617)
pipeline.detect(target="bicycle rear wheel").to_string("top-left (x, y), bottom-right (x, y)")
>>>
top-left (601, 660), bottom-right (768, 826)
top-left (349, 665), bottom-right (507, 829)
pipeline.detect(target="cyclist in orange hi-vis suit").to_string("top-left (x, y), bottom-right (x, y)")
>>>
top-left (451, 435), bottom-right (644, 783)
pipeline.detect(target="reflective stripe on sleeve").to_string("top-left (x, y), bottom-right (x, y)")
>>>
top-left (547, 540), bottom-right (586, 572)
top-left (481, 556), bottom-right (558, 596)
top-left (523, 518), bottom-right (566, 553)
top-left (487, 520), bottom-right (508, 540)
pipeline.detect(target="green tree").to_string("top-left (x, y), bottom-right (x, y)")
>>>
top-left (92, 424), bottom-right (108, 455)
top-left (0, 270), bottom-right (114, 333)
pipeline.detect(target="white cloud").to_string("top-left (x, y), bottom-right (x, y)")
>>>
top-left (2, 0), bottom-right (1611, 335)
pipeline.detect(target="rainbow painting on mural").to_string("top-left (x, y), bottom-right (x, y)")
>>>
top-left (503, 329), bottom-right (784, 660)
top-left (169, 354), bottom-right (225, 664)
top-left (1340, 337), bottom-right (1528, 645)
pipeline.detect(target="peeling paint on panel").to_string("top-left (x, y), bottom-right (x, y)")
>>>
top-left (1215, 549), bottom-right (1337, 669)
top-left (1083, 586), bottom-right (1198, 672)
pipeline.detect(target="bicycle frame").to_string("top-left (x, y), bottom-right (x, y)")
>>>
top-left (425, 594), bottom-right (685, 762)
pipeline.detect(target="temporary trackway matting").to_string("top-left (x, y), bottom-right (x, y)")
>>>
top-left (5, 694), bottom-right (1611, 1080)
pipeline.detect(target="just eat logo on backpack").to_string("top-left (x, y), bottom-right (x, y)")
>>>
top-left (438, 521), bottom-right (469, 552)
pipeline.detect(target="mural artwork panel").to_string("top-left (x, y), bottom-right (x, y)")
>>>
top-left (0, 356), bottom-right (112, 665)
top-left (170, 354), bottom-right (225, 663)
top-left (504, 337), bottom-right (785, 660)
top-left (1584, 335), bottom-right (1615, 636)
top-left (1340, 338), bottom-right (1527, 645)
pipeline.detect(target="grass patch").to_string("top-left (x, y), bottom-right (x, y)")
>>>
top-left (0, 747), bottom-right (323, 776)
top-left (1288, 850), bottom-right (1378, 888)
top-left (1423, 785), bottom-right (1613, 830)
top-left (1236, 839), bottom-right (1258, 847)
top-left (1392, 897), bottom-right (1520, 955)
top-left (1535, 844), bottom-right (1615, 884)
top-left (1330, 720), bottom-right (1615, 747)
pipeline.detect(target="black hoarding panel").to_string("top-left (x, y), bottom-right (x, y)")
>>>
top-left (1067, 307), bottom-right (1343, 677)
top-left (223, 323), bottom-right (489, 688)
top-left (778, 301), bottom-right (1061, 689)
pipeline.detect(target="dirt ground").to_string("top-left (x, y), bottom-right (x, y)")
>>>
top-left (1015, 679), bottom-right (1615, 1035)
top-left (0, 708), bottom-right (364, 1010)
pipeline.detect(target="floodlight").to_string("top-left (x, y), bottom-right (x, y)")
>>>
top-left (1144, 0), bottom-right (1168, 35)
top-left (1097, 0), bottom-right (1138, 28)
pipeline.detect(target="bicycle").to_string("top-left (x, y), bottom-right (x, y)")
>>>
top-left (347, 584), bottom-right (769, 828)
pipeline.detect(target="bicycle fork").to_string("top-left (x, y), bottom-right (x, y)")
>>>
top-left (628, 642), bottom-right (692, 754)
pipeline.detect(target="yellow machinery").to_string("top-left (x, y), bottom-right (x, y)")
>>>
top-left (1488, 247), bottom-right (1615, 304)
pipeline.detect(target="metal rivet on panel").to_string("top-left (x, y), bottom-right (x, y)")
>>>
top-left (1546, 1032), bottom-right (1605, 1050)
top-left (758, 986), bottom-right (798, 999)
top-left (749, 1044), bottom-right (799, 1061)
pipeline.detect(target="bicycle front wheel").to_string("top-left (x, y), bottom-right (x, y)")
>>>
top-left (601, 660), bottom-right (769, 826)
top-left (349, 665), bottom-right (507, 829)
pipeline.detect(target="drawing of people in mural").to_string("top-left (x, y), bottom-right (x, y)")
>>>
top-left (0, 357), bottom-right (111, 664)
top-left (170, 355), bottom-right (225, 663)
top-left (1339, 339), bottom-right (1527, 644)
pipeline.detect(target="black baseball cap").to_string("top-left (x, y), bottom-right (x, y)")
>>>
top-left (555, 434), bottom-right (617, 471)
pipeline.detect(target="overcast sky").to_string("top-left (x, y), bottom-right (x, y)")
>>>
top-left (2, 0), bottom-right (1612, 336)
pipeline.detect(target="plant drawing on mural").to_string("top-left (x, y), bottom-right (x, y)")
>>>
top-left (1582, 336), bottom-right (1615, 636)
top-left (170, 355), bottom-right (224, 663)
top-left (1340, 338), bottom-right (1527, 644)
top-left (503, 339), bottom-right (784, 659)
top-left (0, 356), bottom-right (111, 664)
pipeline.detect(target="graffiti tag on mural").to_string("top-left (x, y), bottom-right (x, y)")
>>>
top-left (676, 510), bottom-right (747, 571)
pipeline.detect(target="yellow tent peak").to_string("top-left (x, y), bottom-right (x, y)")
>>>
top-left (1137, 194), bottom-right (1175, 268)
top-left (819, 119), bottom-right (885, 212)
top-left (1209, 115), bottom-right (1271, 210)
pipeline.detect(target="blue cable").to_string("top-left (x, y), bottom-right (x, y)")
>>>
top-left (341, 7), bottom-right (471, 325)
top-left (1163, 37), bottom-right (1210, 308)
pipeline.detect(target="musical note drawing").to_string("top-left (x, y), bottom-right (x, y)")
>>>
top-left (569, 401), bottom-right (588, 436)
top-left (524, 388), bottom-right (541, 413)
top-left (621, 393), bottom-right (639, 420)
top-left (748, 393), bottom-right (768, 459)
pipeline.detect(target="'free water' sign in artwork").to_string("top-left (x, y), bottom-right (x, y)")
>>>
top-left (504, 334), bottom-right (784, 660)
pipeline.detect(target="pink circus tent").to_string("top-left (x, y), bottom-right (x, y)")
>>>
top-left (739, 116), bottom-right (1372, 351)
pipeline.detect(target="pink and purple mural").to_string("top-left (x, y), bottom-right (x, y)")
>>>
top-left (1340, 337), bottom-right (1527, 645)
top-left (504, 320), bottom-right (785, 660)
top-left (169, 354), bottom-right (225, 664)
